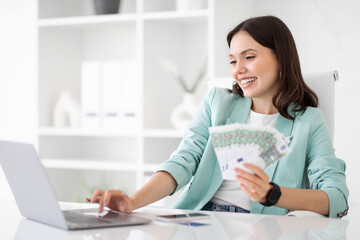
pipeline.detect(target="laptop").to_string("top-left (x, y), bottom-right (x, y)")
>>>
top-left (0, 140), bottom-right (151, 230)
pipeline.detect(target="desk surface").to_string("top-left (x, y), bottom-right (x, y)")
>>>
top-left (0, 198), bottom-right (357, 240)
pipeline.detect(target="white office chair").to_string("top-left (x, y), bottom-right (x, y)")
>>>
top-left (303, 70), bottom-right (338, 142)
top-left (207, 70), bottom-right (338, 218)
top-left (289, 70), bottom-right (338, 218)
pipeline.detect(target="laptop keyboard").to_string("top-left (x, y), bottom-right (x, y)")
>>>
top-left (62, 209), bottom-right (150, 229)
top-left (63, 210), bottom-right (113, 227)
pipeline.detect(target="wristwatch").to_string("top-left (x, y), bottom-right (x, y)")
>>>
top-left (261, 182), bottom-right (282, 207)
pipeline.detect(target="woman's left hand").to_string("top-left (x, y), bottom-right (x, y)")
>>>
top-left (235, 163), bottom-right (272, 203)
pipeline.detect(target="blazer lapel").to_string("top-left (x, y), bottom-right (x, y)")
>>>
top-left (226, 97), bottom-right (252, 124)
top-left (266, 105), bottom-right (295, 181)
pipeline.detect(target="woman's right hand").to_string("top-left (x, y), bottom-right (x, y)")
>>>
top-left (86, 189), bottom-right (135, 213)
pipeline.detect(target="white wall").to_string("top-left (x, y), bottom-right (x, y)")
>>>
top-left (0, 0), bottom-right (37, 199)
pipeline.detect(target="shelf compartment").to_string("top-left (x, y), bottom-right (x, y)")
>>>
top-left (39, 127), bottom-right (140, 137)
top-left (143, 19), bottom-right (208, 129)
top-left (144, 138), bottom-right (182, 164)
top-left (39, 0), bottom-right (136, 19)
top-left (143, 10), bottom-right (209, 21)
top-left (143, 0), bottom-right (176, 13)
top-left (42, 159), bottom-right (138, 171)
top-left (143, 128), bottom-right (184, 138)
top-left (143, 163), bottom-right (161, 173)
top-left (143, 0), bottom-right (208, 13)
top-left (38, 14), bottom-right (137, 30)
top-left (39, 136), bottom-right (138, 162)
top-left (45, 168), bottom-right (136, 202)
top-left (38, 24), bottom-right (137, 127)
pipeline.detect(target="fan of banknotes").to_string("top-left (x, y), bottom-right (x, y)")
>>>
top-left (209, 123), bottom-right (290, 180)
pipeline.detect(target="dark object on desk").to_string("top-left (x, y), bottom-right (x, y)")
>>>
top-left (156, 213), bottom-right (210, 223)
top-left (94, 0), bottom-right (120, 15)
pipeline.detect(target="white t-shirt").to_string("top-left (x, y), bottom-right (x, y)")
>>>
top-left (210, 110), bottom-right (278, 210)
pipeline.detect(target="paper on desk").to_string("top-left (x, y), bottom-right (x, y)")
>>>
top-left (83, 211), bottom-right (109, 217)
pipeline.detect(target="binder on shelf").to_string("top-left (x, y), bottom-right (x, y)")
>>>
top-left (81, 61), bottom-right (101, 129)
top-left (81, 60), bottom-right (140, 130)
top-left (101, 61), bottom-right (121, 129)
top-left (118, 60), bottom-right (139, 129)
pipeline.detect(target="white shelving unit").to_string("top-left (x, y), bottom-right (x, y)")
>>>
top-left (37, 0), bottom-right (238, 206)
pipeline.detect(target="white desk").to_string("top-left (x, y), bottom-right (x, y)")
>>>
top-left (0, 198), bottom-right (356, 240)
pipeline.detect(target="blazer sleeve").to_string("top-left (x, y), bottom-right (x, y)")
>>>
top-left (306, 108), bottom-right (349, 218)
top-left (156, 88), bottom-right (216, 193)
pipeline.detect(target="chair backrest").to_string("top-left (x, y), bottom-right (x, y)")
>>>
top-left (303, 71), bottom-right (337, 142)
top-left (207, 70), bottom-right (338, 141)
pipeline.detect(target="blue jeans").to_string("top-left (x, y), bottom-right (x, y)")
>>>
top-left (201, 202), bottom-right (250, 213)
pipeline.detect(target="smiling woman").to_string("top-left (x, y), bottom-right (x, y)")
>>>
top-left (89, 15), bottom-right (349, 219)
top-left (228, 32), bottom-right (280, 114)
top-left (212, 15), bottom-right (347, 217)
top-left (227, 16), bottom-right (318, 119)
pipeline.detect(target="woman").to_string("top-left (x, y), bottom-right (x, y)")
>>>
top-left (88, 16), bottom-right (349, 218)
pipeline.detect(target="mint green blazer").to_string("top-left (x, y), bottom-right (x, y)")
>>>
top-left (157, 88), bottom-right (349, 218)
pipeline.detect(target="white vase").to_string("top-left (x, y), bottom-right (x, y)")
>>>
top-left (170, 92), bottom-right (198, 130)
top-left (53, 90), bottom-right (81, 127)
top-left (176, 0), bottom-right (206, 11)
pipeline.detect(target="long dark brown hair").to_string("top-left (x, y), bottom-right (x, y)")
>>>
top-left (227, 16), bottom-right (318, 120)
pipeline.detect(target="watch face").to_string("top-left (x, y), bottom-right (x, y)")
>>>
top-left (263, 182), bottom-right (282, 206)
top-left (268, 187), bottom-right (281, 203)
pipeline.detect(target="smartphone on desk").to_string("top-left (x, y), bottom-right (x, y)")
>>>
top-left (156, 213), bottom-right (210, 223)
